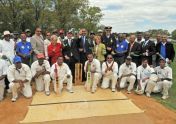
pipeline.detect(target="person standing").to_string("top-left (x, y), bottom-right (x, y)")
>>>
top-left (30, 27), bottom-right (45, 61)
top-left (127, 34), bottom-right (142, 66)
top-left (141, 32), bottom-right (155, 65)
top-left (62, 31), bottom-right (80, 82)
top-left (48, 35), bottom-right (62, 65)
top-left (16, 32), bottom-right (32, 66)
top-left (113, 33), bottom-right (128, 66)
top-left (156, 35), bottom-right (175, 66)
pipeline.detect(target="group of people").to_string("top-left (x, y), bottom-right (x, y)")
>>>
top-left (0, 26), bottom-right (175, 102)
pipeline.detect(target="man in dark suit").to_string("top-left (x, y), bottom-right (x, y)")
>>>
top-left (102, 26), bottom-right (116, 56)
top-left (62, 31), bottom-right (80, 82)
top-left (156, 34), bottom-right (175, 65)
top-left (78, 29), bottom-right (94, 81)
top-left (141, 32), bottom-right (155, 65)
top-left (127, 34), bottom-right (142, 66)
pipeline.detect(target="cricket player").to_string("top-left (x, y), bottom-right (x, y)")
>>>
top-left (31, 53), bottom-right (51, 96)
top-left (145, 58), bottom-right (172, 99)
top-left (119, 56), bottom-right (136, 93)
top-left (50, 56), bottom-right (73, 94)
top-left (84, 53), bottom-right (102, 93)
top-left (101, 54), bottom-right (118, 92)
top-left (7, 56), bottom-right (32, 102)
top-left (135, 58), bottom-right (154, 95)
top-left (0, 59), bottom-right (8, 101)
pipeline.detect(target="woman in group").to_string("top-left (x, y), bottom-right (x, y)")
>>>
top-left (48, 35), bottom-right (62, 65)
top-left (93, 35), bottom-right (106, 64)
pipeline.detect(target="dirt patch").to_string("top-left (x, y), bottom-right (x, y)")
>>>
top-left (0, 90), bottom-right (176, 124)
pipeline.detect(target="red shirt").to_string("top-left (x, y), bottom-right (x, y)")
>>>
top-left (48, 43), bottom-right (62, 64)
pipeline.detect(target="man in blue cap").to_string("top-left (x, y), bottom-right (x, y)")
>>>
top-left (7, 56), bottom-right (32, 102)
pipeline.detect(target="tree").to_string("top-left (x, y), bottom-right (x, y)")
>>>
top-left (171, 29), bottom-right (176, 40)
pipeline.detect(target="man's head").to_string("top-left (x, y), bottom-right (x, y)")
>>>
top-left (67, 31), bottom-right (73, 39)
top-left (13, 56), bottom-right (22, 69)
top-left (90, 31), bottom-right (95, 39)
top-left (161, 35), bottom-right (167, 43)
top-left (142, 58), bottom-right (148, 68)
top-left (3, 30), bottom-right (11, 41)
top-left (144, 32), bottom-right (150, 41)
top-left (25, 29), bottom-right (31, 37)
top-left (81, 29), bottom-right (87, 36)
top-left (129, 34), bottom-right (136, 43)
top-left (57, 56), bottom-right (64, 66)
top-left (87, 53), bottom-right (94, 62)
top-left (35, 27), bottom-right (42, 36)
top-left (106, 54), bottom-right (113, 63)
top-left (46, 32), bottom-right (51, 40)
top-left (125, 56), bottom-right (132, 65)
top-left (105, 26), bottom-right (112, 36)
top-left (21, 32), bottom-right (27, 42)
top-left (156, 34), bottom-right (161, 42)
top-left (159, 58), bottom-right (166, 68)
top-left (118, 33), bottom-right (123, 42)
top-left (97, 29), bottom-right (103, 36)
top-left (37, 53), bottom-right (45, 65)
top-left (136, 32), bottom-right (142, 41)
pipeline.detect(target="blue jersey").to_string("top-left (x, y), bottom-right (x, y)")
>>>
top-left (16, 41), bottom-right (32, 55)
top-left (115, 40), bottom-right (128, 53)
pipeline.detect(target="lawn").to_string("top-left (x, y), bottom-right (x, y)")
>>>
top-left (153, 43), bottom-right (176, 111)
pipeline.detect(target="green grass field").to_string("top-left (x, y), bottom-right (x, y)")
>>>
top-left (153, 43), bottom-right (176, 111)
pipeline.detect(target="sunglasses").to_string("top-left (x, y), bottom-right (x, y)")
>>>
top-left (107, 57), bottom-right (112, 59)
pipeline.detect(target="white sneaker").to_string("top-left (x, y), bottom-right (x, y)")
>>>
top-left (91, 89), bottom-right (96, 93)
top-left (11, 95), bottom-right (18, 102)
top-left (127, 91), bottom-right (131, 94)
top-left (45, 91), bottom-right (50, 96)
top-left (162, 95), bottom-right (169, 100)
top-left (146, 92), bottom-right (151, 97)
top-left (69, 89), bottom-right (74, 93)
top-left (112, 88), bottom-right (116, 92)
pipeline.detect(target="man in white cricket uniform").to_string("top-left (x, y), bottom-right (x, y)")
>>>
top-left (0, 59), bottom-right (8, 101)
top-left (101, 54), bottom-right (118, 92)
top-left (119, 56), bottom-right (136, 93)
top-left (0, 30), bottom-right (15, 63)
top-left (145, 58), bottom-right (172, 99)
top-left (135, 58), bottom-right (153, 95)
top-left (84, 53), bottom-right (102, 93)
top-left (7, 56), bottom-right (32, 102)
top-left (50, 56), bottom-right (73, 94)
top-left (31, 53), bottom-right (51, 96)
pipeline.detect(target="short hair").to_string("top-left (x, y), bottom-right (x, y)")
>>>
top-left (142, 58), bottom-right (148, 62)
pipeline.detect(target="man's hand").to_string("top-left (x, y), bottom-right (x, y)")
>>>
top-left (107, 47), bottom-right (112, 51)
top-left (13, 79), bottom-right (21, 83)
top-left (65, 55), bottom-right (70, 60)
top-left (79, 48), bottom-right (83, 52)
top-left (142, 77), bottom-right (149, 82)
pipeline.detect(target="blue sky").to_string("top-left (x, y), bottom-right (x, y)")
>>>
top-left (89, 0), bottom-right (176, 33)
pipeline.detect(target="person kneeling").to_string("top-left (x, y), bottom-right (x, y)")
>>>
top-left (31, 53), bottom-right (51, 96)
top-left (101, 54), bottom-right (118, 92)
top-left (119, 56), bottom-right (136, 94)
top-left (7, 56), bottom-right (32, 102)
top-left (51, 56), bottom-right (73, 94)
top-left (145, 58), bottom-right (172, 100)
top-left (84, 53), bottom-right (102, 93)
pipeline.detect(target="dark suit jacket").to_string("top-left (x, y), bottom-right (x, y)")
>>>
top-left (78, 36), bottom-right (94, 54)
top-left (62, 39), bottom-right (80, 62)
top-left (141, 40), bottom-right (155, 56)
top-left (156, 42), bottom-right (175, 61)
top-left (102, 34), bottom-right (116, 54)
top-left (127, 42), bottom-right (142, 56)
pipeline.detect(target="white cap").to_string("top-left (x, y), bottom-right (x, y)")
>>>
top-left (3, 31), bottom-right (10, 36)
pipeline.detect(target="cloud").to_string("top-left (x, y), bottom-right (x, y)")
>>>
top-left (89, 0), bottom-right (176, 33)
